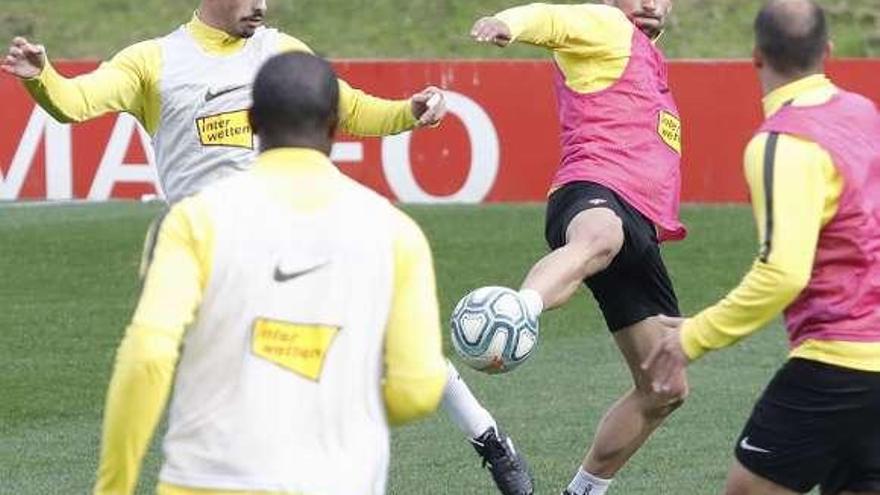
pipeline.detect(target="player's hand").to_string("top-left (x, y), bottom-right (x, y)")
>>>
top-left (2, 37), bottom-right (47, 79)
top-left (642, 315), bottom-right (690, 393)
top-left (470, 17), bottom-right (512, 47)
top-left (410, 86), bottom-right (447, 127)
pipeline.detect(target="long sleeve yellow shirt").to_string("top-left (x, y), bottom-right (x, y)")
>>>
top-left (680, 74), bottom-right (880, 372)
top-left (494, 3), bottom-right (640, 94)
top-left (23, 14), bottom-right (416, 137)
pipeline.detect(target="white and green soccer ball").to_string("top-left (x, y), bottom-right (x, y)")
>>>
top-left (450, 286), bottom-right (539, 374)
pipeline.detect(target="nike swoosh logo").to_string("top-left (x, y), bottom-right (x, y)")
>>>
top-left (204, 83), bottom-right (251, 102)
top-left (273, 261), bottom-right (328, 283)
top-left (739, 436), bottom-right (772, 454)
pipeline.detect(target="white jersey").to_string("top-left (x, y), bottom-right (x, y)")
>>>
top-left (153, 26), bottom-right (277, 202)
top-left (159, 172), bottom-right (396, 494)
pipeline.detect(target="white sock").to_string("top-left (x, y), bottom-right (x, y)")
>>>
top-left (441, 361), bottom-right (497, 439)
top-left (567, 467), bottom-right (612, 495)
top-left (519, 288), bottom-right (544, 319)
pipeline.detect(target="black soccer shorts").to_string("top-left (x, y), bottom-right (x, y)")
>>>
top-left (735, 358), bottom-right (880, 494)
top-left (544, 181), bottom-right (680, 332)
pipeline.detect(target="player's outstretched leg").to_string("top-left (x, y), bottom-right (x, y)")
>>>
top-left (518, 194), bottom-right (684, 494)
top-left (442, 361), bottom-right (534, 495)
top-left (520, 207), bottom-right (623, 313)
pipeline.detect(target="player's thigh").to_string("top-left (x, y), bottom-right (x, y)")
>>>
top-left (564, 206), bottom-right (624, 256)
top-left (576, 194), bottom-right (680, 336)
top-left (724, 459), bottom-right (800, 495)
top-left (820, 378), bottom-right (880, 495)
top-left (544, 181), bottom-right (625, 253)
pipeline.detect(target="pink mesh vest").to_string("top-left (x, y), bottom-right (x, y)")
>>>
top-left (552, 28), bottom-right (685, 241)
top-left (759, 90), bottom-right (880, 347)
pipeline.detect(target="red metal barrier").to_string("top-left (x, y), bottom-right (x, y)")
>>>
top-left (1, 59), bottom-right (878, 202)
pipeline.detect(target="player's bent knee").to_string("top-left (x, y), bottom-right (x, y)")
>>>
top-left (657, 390), bottom-right (687, 417)
top-left (651, 390), bottom-right (687, 419)
top-left (638, 381), bottom-right (688, 420)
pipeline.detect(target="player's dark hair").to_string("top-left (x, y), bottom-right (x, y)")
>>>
top-left (754, 0), bottom-right (828, 76)
top-left (250, 52), bottom-right (339, 150)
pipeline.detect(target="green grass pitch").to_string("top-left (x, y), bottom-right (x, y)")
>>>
top-left (0, 202), bottom-right (793, 494)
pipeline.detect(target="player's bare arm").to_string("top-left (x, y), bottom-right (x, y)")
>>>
top-left (2, 37), bottom-right (46, 78)
top-left (470, 17), bottom-right (512, 47)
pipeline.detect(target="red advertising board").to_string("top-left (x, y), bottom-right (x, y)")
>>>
top-left (1, 59), bottom-right (879, 203)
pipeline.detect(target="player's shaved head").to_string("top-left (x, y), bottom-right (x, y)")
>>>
top-left (250, 52), bottom-right (339, 154)
top-left (755, 0), bottom-right (828, 76)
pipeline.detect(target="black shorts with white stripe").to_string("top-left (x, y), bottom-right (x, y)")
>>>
top-left (544, 181), bottom-right (680, 332)
top-left (735, 358), bottom-right (880, 493)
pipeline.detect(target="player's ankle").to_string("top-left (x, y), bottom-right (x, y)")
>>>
top-left (565, 467), bottom-right (612, 495)
top-left (519, 288), bottom-right (544, 319)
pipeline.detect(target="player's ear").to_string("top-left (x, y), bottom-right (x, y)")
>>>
top-left (752, 45), bottom-right (764, 70)
top-left (327, 112), bottom-right (338, 140)
top-left (248, 108), bottom-right (261, 135)
top-left (823, 40), bottom-right (834, 61)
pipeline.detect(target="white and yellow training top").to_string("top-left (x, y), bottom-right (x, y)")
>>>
top-left (23, 14), bottom-right (417, 202)
top-left (93, 148), bottom-right (448, 495)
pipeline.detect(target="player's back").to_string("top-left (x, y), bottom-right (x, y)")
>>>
top-left (159, 149), bottom-right (397, 495)
top-left (761, 89), bottom-right (880, 345)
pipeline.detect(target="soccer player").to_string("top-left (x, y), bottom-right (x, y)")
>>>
top-left (470, 1), bottom-right (686, 494)
top-left (3, 2), bottom-right (532, 493)
top-left (1, 1), bottom-right (443, 203)
top-left (91, 51), bottom-right (446, 495)
top-left (643, 1), bottom-right (880, 494)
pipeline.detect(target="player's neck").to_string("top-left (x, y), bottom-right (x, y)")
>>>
top-left (260, 135), bottom-right (333, 156)
top-left (760, 67), bottom-right (823, 97)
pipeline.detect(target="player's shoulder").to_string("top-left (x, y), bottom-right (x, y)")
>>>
top-left (386, 205), bottom-right (432, 258)
top-left (169, 190), bottom-right (212, 222)
top-left (565, 3), bottom-right (634, 48)
top-left (104, 38), bottom-right (163, 81)
top-left (336, 178), bottom-right (427, 242)
top-left (275, 32), bottom-right (315, 55)
top-left (746, 131), bottom-right (771, 148)
top-left (110, 38), bottom-right (162, 64)
top-left (576, 3), bottom-right (631, 25)
top-left (743, 132), bottom-right (770, 167)
top-left (744, 128), bottom-right (827, 175)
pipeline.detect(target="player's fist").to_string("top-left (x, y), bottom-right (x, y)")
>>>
top-left (641, 315), bottom-right (690, 393)
top-left (410, 86), bottom-right (447, 128)
top-left (1, 37), bottom-right (46, 79)
top-left (470, 17), bottom-right (512, 47)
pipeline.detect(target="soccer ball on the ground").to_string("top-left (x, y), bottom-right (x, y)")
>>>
top-left (450, 286), bottom-right (539, 374)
